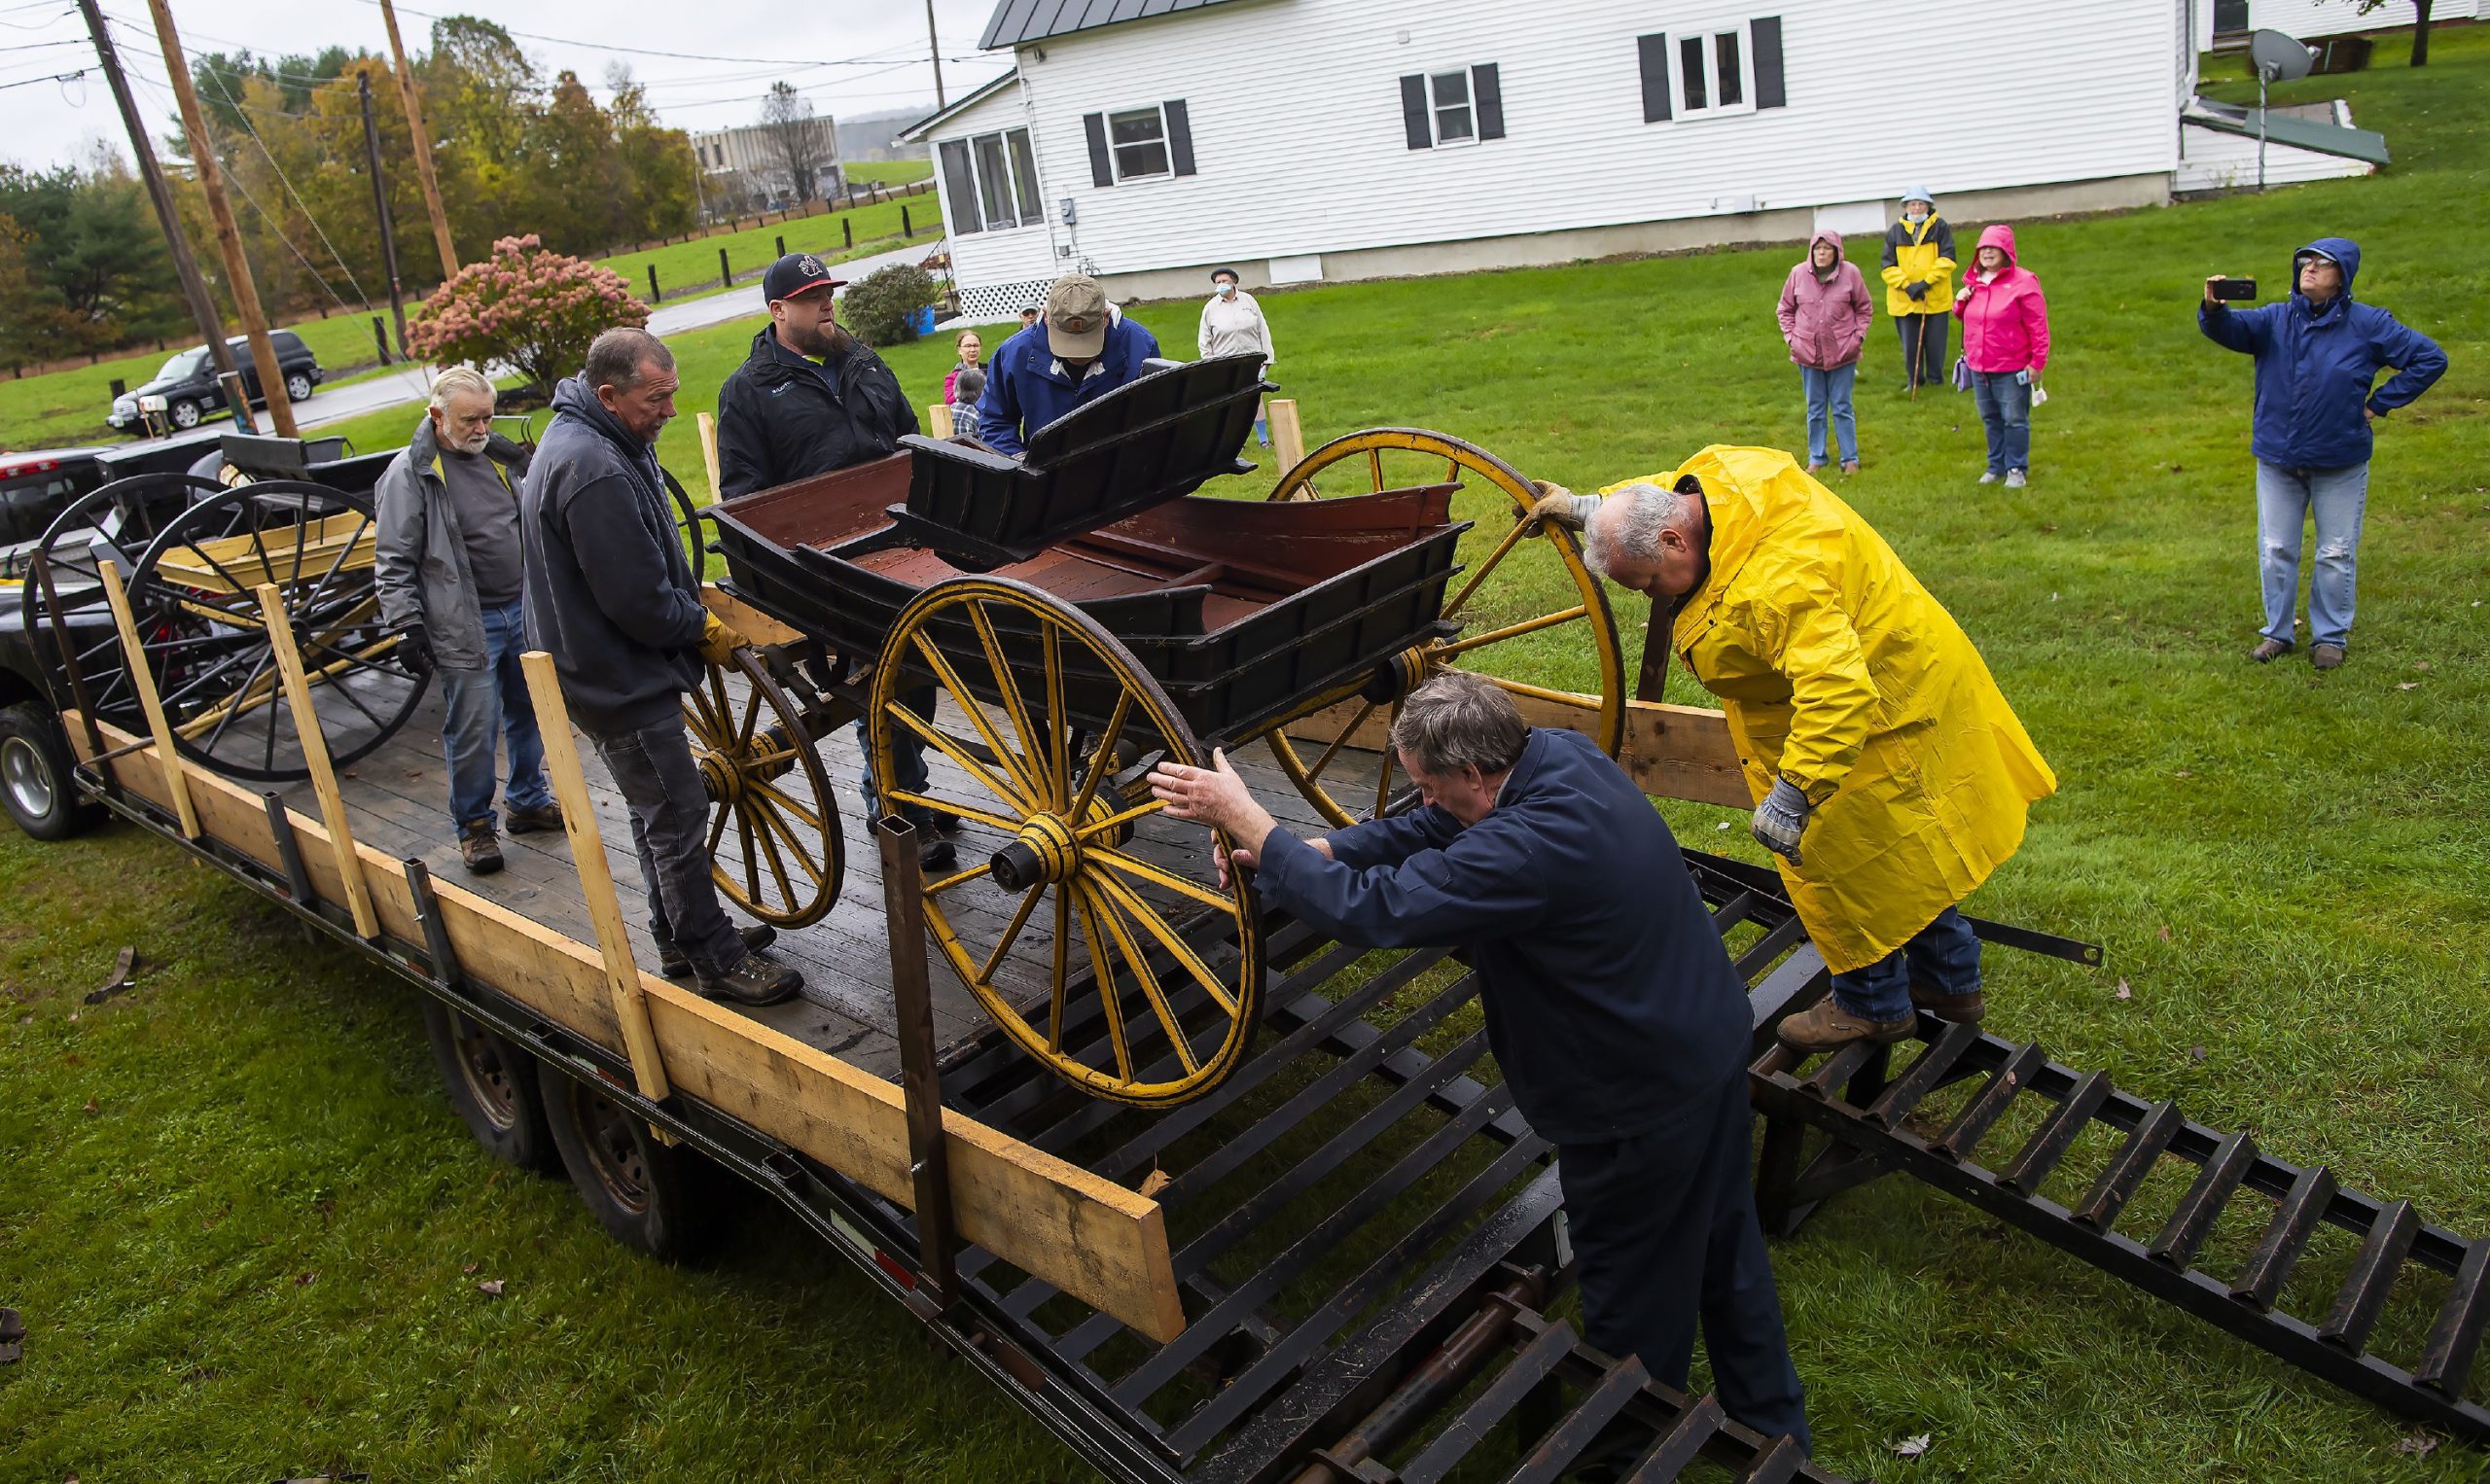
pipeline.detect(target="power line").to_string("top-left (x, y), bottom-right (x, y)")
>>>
top-left (0, 64), bottom-right (78, 89)
top-left (340, 0), bottom-right (984, 70)
top-left (196, 49), bottom-right (374, 309)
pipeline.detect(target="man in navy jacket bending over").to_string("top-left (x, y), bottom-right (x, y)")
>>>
top-left (1150, 672), bottom-right (1809, 1450)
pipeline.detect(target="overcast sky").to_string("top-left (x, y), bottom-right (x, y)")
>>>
top-left (0, 0), bottom-right (1012, 173)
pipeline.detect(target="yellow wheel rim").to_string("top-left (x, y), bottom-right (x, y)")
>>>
top-left (686, 648), bottom-right (842, 929)
top-left (1263, 427), bottom-right (1626, 827)
top-left (870, 575), bottom-right (1263, 1109)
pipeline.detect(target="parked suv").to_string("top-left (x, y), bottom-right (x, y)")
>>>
top-left (107, 331), bottom-right (323, 433)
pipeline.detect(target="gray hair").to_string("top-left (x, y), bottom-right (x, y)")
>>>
top-left (1583, 480), bottom-right (1700, 578)
top-left (1388, 671), bottom-right (1528, 779)
top-left (584, 327), bottom-right (674, 393)
top-left (427, 365), bottom-right (495, 411)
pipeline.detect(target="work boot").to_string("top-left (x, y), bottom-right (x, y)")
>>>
top-left (1777, 997), bottom-right (1914, 1053)
top-left (657, 924), bottom-right (778, 979)
top-left (2248, 637), bottom-right (2294, 663)
top-left (505, 800), bottom-right (564, 834)
top-left (899, 802), bottom-right (958, 870)
top-left (1910, 983), bottom-right (1986, 1023)
top-left (2311, 642), bottom-right (2346, 671)
top-left (459, 822), bottom-right (503, 875)
top-left (695, 952), bottom-right (803, 1007)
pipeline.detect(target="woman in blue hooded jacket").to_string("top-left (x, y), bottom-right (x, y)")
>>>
top-left (2200, 237), bottom-right (2445, 670)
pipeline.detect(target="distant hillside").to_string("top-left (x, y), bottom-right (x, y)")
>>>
top-left (838, 108), bottom-right (934, 162)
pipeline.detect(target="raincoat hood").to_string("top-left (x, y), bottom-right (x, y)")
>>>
top-left (2294, 235), bottom-right (2362, 308)
top-left (1808, 230), bottom-right (1844, 280)
top-left (1902, 186), bottom-right (1936, 211)
top-left (1975, 223), bottom-right (2017, 267)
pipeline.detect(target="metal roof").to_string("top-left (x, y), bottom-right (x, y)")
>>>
top-left (979, 0), bottom-right (1250, 52)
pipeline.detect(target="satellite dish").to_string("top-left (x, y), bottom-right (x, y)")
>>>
top-left (2249, 28), bottom-right (2315, 82)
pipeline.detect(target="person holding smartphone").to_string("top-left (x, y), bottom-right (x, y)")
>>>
top-left (1951, 224), bottom-right (2049, 488)
top-left (2199, 237), bottom-right (2446, 670)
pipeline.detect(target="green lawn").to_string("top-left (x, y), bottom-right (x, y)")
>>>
top-left (845, 158), bottom-right (934, 188)
top-left (593, 191), bottom-right (943, 306)
top-left (7, 23), bottom-right (2489, 1483)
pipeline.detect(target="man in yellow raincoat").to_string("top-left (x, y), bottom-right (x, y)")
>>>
top-left (1532, 446), bottom-right (2054, 1051)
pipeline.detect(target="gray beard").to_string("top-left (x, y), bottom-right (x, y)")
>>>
top-left (455, 430), bottom-right (490, 454)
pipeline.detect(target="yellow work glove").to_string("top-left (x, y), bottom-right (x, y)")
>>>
top-left (697, 611), bottom-right (747, 666)
top-left (1516, 479), bottom-right (1599, 533)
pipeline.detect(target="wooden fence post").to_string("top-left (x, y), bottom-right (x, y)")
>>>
top-left (647, 264), bottom-right (660, 303)
top-left (1268, 398), bottom-right (1306, 476)
top-left (719, 245), bottom-right (731, 290)
top-left (253, 583), bottom-right (378, 936)
top-left (843, 218), bottom-right (853, 251)
top-left (517, 651), bottom-right (674, 1109)
top-left (95, 563), bottom-right (198, 839)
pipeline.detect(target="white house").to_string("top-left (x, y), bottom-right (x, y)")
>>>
top-left (907, 0), bottom-right (2392, 317)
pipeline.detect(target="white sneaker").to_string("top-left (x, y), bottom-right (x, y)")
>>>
top-left (1978, 472), bottom-right (2001, 485)
top-left (2005, 469), bottom-right (2028, 488)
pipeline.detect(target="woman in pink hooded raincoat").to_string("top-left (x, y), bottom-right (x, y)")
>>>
top-left (1952, 223), bottom-right (2049, 487)
top-left (1777, 230), bottom-right (1874, 473)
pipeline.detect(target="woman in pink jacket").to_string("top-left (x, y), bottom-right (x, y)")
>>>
top-left (1777, 230), bottom-right (1874, 473)
top-left (1952, 223), bottom-right (2049, 487)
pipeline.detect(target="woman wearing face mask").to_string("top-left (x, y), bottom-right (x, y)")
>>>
top-left (1197, 266), bottom-right (1276, 445)
top-left (1777, 230), bottom-right (1873, 474)
top-left (1879, 187), bottom-right (1956, 394)
top-left (941, 329), bottom-right (982, 415)
top-left (1952, 224), bottom-right (2049, 488)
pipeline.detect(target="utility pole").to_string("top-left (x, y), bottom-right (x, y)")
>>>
top-left (925, 0), bottom-right (945, 107)
top-left (75, 0), bottom-right (254, 433)
top-left (357, 73), bottom-right (408, 358)
top-left (145, 0), bottom-right (296, 437)
top-left (376, 0), bottom-right (457, 277)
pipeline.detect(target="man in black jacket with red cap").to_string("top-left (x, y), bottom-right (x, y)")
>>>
top-left (713, 253), bottom-right (950, 868)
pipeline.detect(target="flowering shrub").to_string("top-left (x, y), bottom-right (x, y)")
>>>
top-left (408, 234), bottom-right (649, 394)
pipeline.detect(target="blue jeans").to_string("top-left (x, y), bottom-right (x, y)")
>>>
top-left (1799, 364), bottom-right (1858, 464)
top-left (1970, 371), bottom-right (2031, 476)
top-left (438, 598), bottom-right (551, 831)
top-left (1827, 906), bottom-right (1982, 1023)
top-left (2256, 460), bottom-right (2369, 649)
top-left (854, 683), bottom-right (937, 817)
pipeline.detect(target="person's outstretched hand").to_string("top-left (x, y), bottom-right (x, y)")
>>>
top-left (1149, 749), bottom-right (1280, 881)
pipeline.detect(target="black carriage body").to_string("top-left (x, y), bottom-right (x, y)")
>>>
top-left (711, 358), bottom-right (1472, 747)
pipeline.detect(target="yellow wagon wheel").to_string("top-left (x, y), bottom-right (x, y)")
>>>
top-left (1263, 427), bottom-right (1627, 827)
top-left (686, 648), bottom-right (843, 929)
top-left (869, 576), bottom-right (1262, 1109)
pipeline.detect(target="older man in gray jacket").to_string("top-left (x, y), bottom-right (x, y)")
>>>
top-left (375, 366), bottom-right (559, 874)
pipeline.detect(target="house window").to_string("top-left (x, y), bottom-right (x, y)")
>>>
top-left (1108, 105), bottom-right (1171, 180)
top-left (939, 125), bottom-right (1043, 235)
top-left (1638, 19), bottom-right (1785, 124)
top-left (1398, 64), bottom-right (1505, 150)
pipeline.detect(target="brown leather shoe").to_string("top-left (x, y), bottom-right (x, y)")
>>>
top-left (1910, 984), bottom-right (1987, 1023)
top-left (696, 952), bottom-right (802, 1007)
top-left (2248, 637), bottom-right (2293, 663)
top-left (2311, 642), bottom-right (2345, 671)
top-left (1777, 997), bottom-right (1915, 1052)
top-left (505, 800), bottom-right (564, 834)
top-left (458, 822), bottom-right (503, 875)
top-left (657, 924), bottom-right (778, 979)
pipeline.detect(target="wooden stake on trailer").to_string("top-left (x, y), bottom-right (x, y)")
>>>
top-left (94, 564), bottom-right (198, 839)
top-left (695, 410), bottom-right (725, 506)
top-left (517, 650), bottom-right (675, 1111)
top-left (1268, 397), bottom-right (1306, 475)
top-left (253, 583), bottom-right (377, 935)
top-left (375, 0), bottom-right (457, 276)
top-left (145, 0), bottom-right (298, 438)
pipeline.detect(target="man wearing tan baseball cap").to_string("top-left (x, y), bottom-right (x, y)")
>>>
top-left (975, 272), bottom-right (1160, 455)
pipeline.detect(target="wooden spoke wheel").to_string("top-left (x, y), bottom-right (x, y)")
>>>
top-left (1263, 428), bottom-right (1627, 827)
top-left (122, 481), bottom-right (428, 782)
top-left (870, 576), bottom-right (1262, 1109)
top-left (686, 647), bottom-right (842, 929)
top-left (16, 473), bottom-right (232, 738)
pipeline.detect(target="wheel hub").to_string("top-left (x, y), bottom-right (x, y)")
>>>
top-left (989, 811), bottom-right (1081, 893)
top-left (1361, 644), bottom-right (1438, 706)
top-left (2, 736), bottom-right (54, 819)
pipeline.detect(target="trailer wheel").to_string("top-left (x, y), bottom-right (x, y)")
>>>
top-left (0, 702), bottom-right (97, 841)
top-left (418, 998), bottom-right (559, 1174)
top-left (541, 1070), bottom-right (718, 1261)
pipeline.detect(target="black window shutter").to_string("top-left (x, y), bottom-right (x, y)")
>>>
top-left (1473, 63), bottom-right (1505, 140)
top-left (1084, 111), bottom-right (1114, 187)
top-left (1753, 17), bottom-right (1787, 109)
top-left (1164, 99), bottom-right (1196, 176)
top-left (1637, 33), bottom-right (1671, 122)
top-left (1399, 73), bottom-right (1430, 150)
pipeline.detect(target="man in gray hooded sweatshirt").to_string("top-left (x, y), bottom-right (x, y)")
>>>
top-left (520, 328), bottom-right (800, 1007)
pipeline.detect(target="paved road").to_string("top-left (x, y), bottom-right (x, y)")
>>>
top-left (295, 239), bottom-right (932, 433)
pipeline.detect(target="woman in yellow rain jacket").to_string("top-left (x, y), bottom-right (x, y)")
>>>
top-left (1879, 187), bottom-right (1957, 393)
top-left (1533, 445), bottom-right (2054, 1051)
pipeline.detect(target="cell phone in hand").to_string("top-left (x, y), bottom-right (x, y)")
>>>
top-left (2211, 277), bottom-right (2258, 300)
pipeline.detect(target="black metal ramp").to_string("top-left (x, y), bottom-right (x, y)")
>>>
top-left (1753, 1026), bottom-right (2490, 1445)
top-left (925, 851), bottom-right (1845, 1482)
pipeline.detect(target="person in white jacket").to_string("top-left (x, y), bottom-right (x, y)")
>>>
top-left (1196, 266), bottom-right (1275, 445)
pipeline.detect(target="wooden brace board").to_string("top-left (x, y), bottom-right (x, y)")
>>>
top-left (1290, 691), bottom-right (1753, 809)
top-left (68, 715), bottom-right (1187, 1343)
